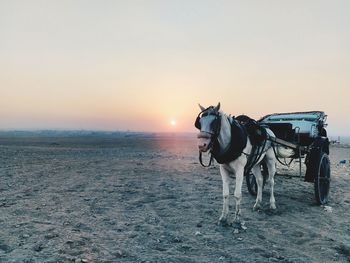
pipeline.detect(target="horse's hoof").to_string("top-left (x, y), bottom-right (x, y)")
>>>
top-left (233, 217), bottom-right (241, 226)
top-left (218, 217), bottom-right (230, 226)
top-left (253, 203), bottom-right (261, 211)
top-left (270, 203), bottom-right (276, 210)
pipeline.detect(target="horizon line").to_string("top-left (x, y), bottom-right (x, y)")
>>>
top-left (0, 129), bottom-right (197, 134)
top-left (0, 129), bottom-right (349, 138)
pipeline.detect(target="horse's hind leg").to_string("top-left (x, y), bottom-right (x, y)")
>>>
top-left (266, 149), bottom-right (277, 209)
top-left (252, 164), bottom-right (263, 211)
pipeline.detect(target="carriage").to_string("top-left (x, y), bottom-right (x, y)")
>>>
top-left (245, 111), bottom-right (331, 205)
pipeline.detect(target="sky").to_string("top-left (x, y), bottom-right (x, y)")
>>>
top-left (0, 0), bottom-right (349, 135)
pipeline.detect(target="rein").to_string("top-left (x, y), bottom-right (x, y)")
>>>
top-left (199, 151), bottom-right (214, 167)
top-left (198, 131), bottom-right (216, 167)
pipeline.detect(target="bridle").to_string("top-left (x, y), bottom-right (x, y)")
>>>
top-left (194, 107), bottom-right (221, 167)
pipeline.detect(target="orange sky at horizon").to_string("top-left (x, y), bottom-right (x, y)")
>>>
top-left (1, 1), bottom-right (349, 135)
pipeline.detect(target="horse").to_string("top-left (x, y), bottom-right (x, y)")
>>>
top-left (195, 103), bottom-right (286, 225)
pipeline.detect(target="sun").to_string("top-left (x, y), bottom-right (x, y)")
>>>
top-left (170, 120), bottom-right (177, 126)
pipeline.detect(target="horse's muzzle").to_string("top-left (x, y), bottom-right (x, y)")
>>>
top-left (197, 132), bottom-right (212, 152)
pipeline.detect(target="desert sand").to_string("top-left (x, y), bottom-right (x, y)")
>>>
top-left (0, 135), bottom-right (349, 263)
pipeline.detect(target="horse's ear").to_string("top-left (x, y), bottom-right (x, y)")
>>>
top-left (198, 104), bottom-right (206, 111)
top-left (215, 102), bottom-right (221, 112)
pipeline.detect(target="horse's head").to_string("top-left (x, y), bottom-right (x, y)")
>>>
top-left (195, 102), bottom-right (221, 152)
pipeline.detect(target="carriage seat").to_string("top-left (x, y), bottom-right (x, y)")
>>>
top-left (264, 123), bottom-right (296, 142)
top-left (264, 123), bottom-right (316, 146)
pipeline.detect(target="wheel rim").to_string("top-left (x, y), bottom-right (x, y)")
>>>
top-left (249, 173), bottom-right (257, 194)
top-left (317, 154), bottom-right (331, 203)
top-left (246, 164), bottom-right (268, 196)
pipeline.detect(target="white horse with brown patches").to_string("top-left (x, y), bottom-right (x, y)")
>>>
top-left (195, 103), bottom-right (281, 225)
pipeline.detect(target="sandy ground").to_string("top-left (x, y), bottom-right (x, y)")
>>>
top-left (0, 135), bottom-right (349, 263)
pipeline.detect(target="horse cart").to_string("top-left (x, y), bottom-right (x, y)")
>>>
top-left (245, 111), bottom-right (331, 205)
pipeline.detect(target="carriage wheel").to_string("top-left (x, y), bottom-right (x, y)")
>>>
top-left (246, 171), bottom-right (258, 196)
top-left (246, 163), bottom-right (268, 196)
top-left (314, 152), bottom-right (331, 205)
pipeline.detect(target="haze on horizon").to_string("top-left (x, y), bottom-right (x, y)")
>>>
top-left (1, 0), bottom-right (349, 136)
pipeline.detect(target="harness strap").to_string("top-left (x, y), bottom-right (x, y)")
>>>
top-left (245, 137), bottom-right (268, 174)
top-left (271, 142), bottom-right (294, 167)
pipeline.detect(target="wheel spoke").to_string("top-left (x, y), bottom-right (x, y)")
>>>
top-left (250, 177), bottom-right (256, 188)
top-left (319, 177), bottom-right (330, 182)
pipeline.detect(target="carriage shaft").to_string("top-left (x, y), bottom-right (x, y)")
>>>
top-left (268, 136), bottom-right (308, 152)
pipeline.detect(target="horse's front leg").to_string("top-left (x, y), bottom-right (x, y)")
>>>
top-left (218, 165), bottom-right (231, 225)
top-left (233, 167), bottom-right (244, 223)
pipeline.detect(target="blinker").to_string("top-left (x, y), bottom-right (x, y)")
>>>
top-left (194, 107), bottom-right (221, 136)
top-left (195, 116), bottom-right (201, 129)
